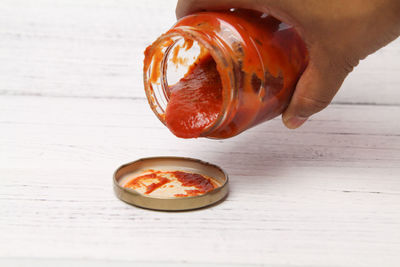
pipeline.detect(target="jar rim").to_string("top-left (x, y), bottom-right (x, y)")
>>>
top-left (143, 25), bottom-right (238, 138)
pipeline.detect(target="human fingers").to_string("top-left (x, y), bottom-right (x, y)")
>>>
top-left (282, 49), bottom-right (350, 129)
top-left (176, 0), bottom-right (264, 18)
top-left (175, 0), bottom-right (300, 25)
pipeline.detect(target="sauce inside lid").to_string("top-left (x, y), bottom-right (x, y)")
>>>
top-left (122, 169), bottom-right (221, 198)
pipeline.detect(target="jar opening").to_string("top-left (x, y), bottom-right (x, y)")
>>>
top-left (144, 28), bottom-right (235, 138)
top-left (164, 38), bottom-right (207, 92)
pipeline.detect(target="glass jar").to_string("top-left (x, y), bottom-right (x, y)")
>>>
top-left (143, 9), bottom-right (308, 139)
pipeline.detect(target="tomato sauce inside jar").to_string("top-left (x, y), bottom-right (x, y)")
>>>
top-left (165, 54), bottom-right (223, 138)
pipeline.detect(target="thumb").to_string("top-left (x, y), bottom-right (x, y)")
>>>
top-left (282, 51), bottom-right (350, 129)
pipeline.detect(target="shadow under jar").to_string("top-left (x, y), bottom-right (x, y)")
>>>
top-left (143, 9), bottom-right (308, 139)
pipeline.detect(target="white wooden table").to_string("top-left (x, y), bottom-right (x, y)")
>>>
top-left (1, 1), bottom-right (400, 266)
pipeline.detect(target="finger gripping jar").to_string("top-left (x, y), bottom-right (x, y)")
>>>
top-left (143, 9), bottom-right (308, 139)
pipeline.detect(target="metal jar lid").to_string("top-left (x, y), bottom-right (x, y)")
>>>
top-left (113, 157), bottom-right (229, 211)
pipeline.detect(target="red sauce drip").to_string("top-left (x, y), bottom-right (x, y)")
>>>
top-left (124, 173), bottom-right (158, 188)
top-left (124, 172), bottom-right (171, 194)
top-left (145, 177), bottom-right (170, 194)
top-left (165, 54), bottom-right (222, 138)
top-left (171, 171), bottom-right (215, 197)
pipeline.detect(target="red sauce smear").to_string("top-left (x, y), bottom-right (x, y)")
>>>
top-left (123, 170), bottom-right (216, 197)
top-left (165, 54), bottom-right (222, 138)
top-left (171, 171), bottom-right (215, 197)
top-left (124, 172), bottom-right (170, 194)
top-left (144, 177), bottom-right (170, 194)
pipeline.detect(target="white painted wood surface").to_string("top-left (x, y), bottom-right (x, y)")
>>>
top-left (1, 0), bottom-right (400, 103)
top-left (0, 1), bottom-right (399, 266)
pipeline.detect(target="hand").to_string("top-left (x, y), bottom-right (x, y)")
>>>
top-left (176, 0), bottom-right (400, 129)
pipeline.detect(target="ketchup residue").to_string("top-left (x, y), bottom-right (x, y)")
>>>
top-left (165, 54), bottom-right (222, 138)
top-left (123, 170), bottom-right (217, 197)
top-left (171, 171), bottom-right (215, 197)
top-left (124, 173), bottom-right (170, 194)
top-left (145, 177), bottom-right (170, 194)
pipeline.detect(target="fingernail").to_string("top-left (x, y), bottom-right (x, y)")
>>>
top-left (284, 116), bottom-right (308, 129)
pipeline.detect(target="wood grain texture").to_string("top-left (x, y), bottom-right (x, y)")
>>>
top-left (1, 0), bottom-right (400, 266)
top-left (0, 0), bottom-right (400, 104)
top-left (1, 96), bottom-right (399, 266)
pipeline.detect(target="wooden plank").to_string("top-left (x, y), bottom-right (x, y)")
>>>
top-left (0, 259), bottom-right (252, 267)
top-left (1, 95), bottom-right (399, 266)
top-left (1, 96), bottom-right (399, 169)
top-left (1, 0), bottom-right (400, 104)
top-left (0, 0), bottom-right (176, 98)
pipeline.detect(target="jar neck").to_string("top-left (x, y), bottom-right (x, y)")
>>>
top-left (143, 26), bottom-right (240, 137)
